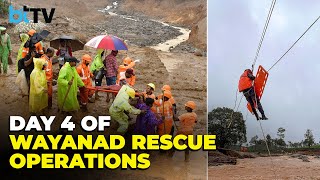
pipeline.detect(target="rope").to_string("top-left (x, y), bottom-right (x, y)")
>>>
top-left (252, 87), bottom-right (277, 178)
top-left (227, 94), bottom-right (243, 128)
top-left (252, 0), bottom-right (276, 72)
top-left (258, 120), bottom-right (277, 179)
top-left (268, 15), bottom-right (320, 71)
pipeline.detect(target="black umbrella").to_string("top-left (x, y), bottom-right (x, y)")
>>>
top-left (50, 35), bottom-right (84, 51)
top-left (24, 30), bottom-right (51, 48)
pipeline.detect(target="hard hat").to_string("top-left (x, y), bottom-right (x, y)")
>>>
top-left (28, 29), bottom-right (36, 36)
top-left (123, 57), bottom-right (132, 65)
top-left (147, 83), bottom-right (155, 90)
top-left (163, 91), bottom-right (172, 99)
top-left (185, 101), bottom-right (196, 110)
top-left (126, 88), bottom-right (135, 98)
top-left (162, 85), bottom-right (171, 91)
top-left (82, 54), bottom-right (92, 62)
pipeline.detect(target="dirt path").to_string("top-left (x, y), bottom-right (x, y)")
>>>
top-left (209, 156), bottom-right (320, 180)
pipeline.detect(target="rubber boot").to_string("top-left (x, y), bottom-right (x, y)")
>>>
top-left (261, 114), bottom-right (268, 120)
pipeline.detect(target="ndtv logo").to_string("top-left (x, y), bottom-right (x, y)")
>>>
top-left (8, 5), bottom-right (55, 24)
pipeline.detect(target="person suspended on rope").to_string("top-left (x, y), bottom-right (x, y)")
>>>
top-left (238, 69), bottom-right (268, 120)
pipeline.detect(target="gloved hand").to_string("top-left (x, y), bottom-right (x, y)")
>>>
top-left (134, 59), bottom-right (140, 63)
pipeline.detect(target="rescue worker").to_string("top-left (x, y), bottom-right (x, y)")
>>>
top-left (157, 91), bottom-right (174, 136)
top-left (238, 69), bottom-right (268, 120)
top-left (155, 85), bottom-right (177, 115)
top-left (109, 85), bottom-right (145, 133)
top-left (57, 57), bottom-right (84, 112)
top-left (29, 58), bottom-right (48, 113)
top-left (0, 26), bottom-right (12, 74)
top-left (134, 98), bottom-right (163, 135)
top-left (174, 101), bottom-right (197, 161)
top-left (90, 49), bottom-right (105, 86)
top-left (119, 68), bottom-right (135, 86)
top-left (143, 83), bottom-right (156, 100)
top-left (16, 33), bottom-right (29, 74)
top-left (41, 48), bottom-right (55, 108)
top-left (27, 29), bottom-right (44, 56)
top-left (77, 54), bottom-right (94, 110)
top-left (117, 57), bottom-right (139, 86)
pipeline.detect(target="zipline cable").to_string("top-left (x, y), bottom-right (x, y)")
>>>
top-left (268, 15), bottom-right (320, 71)
top-left (252, 0), bottom-right (276, 71)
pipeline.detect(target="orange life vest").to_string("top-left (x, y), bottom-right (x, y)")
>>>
top-left (238, 70), bottom-right (253, 92)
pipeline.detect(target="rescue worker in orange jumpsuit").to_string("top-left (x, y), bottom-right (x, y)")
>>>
top-left (117, 57), bottom-right (139, 86)
top-left (174, 101), bottom-right (197, 161)
top-left (77, 54), bottom-right (94, 110)
top-left (143, 83), bottom-right (156, 100)
top-left (157, 91), bottom-right (174, 136)
top-left (238, 69), bottom-right (268, 120)
top-left (119, 68), bottom-right (136, 87)
top-left (26, 29), bottom-right (44, 57)
top-left (41, 48), bottom-right (54, 108)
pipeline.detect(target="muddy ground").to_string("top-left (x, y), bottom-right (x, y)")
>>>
top-left (209, 155), bottom-right (320, 180)
top-left (0, 1), bottom-right (207, 179)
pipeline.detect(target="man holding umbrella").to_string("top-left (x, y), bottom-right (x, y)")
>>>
top-left (57, 57), bottom-right (84, 112)
top-left (104, 50), bottom-right (119, 102)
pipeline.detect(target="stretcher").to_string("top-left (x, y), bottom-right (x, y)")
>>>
top-left (247, 65), bottom-right (269, 113)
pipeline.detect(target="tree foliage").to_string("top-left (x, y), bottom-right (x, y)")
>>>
top-left (304, 129), bottom-right (315, 147)
top-left (208, 107), bottom-right (247, 148)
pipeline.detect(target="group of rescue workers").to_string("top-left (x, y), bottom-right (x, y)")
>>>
top-left (0, 26), bottom-right (198, 161)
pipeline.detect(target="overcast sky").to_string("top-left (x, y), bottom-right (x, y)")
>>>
top-left (208, 0), bottom-right (320, 143)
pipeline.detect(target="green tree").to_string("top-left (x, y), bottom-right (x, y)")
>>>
top-left (266, 134), bottom-right (272, 147)
top-left (277, 127), bottom-right (286, 140)
top-left (208, 107), bottom-right (247, 148)
top-left (304, 129), bottom-right (315, 148)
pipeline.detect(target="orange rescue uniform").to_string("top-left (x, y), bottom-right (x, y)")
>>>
top-left (238, 69), bottom-right (253, 92)
top-left (77, 62), bottom-right (94, 105)
top-left (157, 100), bottom-right (173, 135)
top-left (117, 61), bottom-right (136, 86)
top-left (177, 112), bottom-right (197, 135)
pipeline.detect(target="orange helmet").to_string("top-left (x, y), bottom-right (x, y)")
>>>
top-left (163, 91), bottom-right (172, 99)
top-left (82, 54), bottom-right (92, 62)
top-left (162, 85), bottom-right (171, 91)
top-left (123, 57), bottom-right (132, 65)
top-left (185, 101), bottom-right (196, 110)
top-left (28, 29), bottom-right (36, 36)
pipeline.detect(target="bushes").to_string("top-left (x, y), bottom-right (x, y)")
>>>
top-left (0, 0), bottom-right (9, 17)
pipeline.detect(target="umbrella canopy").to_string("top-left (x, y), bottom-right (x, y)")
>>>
top-left (85, 35), bottom-right (128, 50)
top-left (50, 35), bottom-right (84, 51)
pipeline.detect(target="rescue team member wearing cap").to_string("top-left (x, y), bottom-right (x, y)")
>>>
top-left (77, 54), bottom-right (94, 111)
top-left (117, 57), bottom-right (140, 86)
top-left (238, 69), bottom-right (268, 120)
top-left (29, 58), bottom-right (48, 113)
top-left (0, 26), bottom-right (12, 74)
top-left (27, 29), bottom-right (44, 56)
top-left (173, 101), bottom-right (197, 162)
top-left (109, 85), bottom-right (146, 133)
top-left (41, 48), bottom-right (55, 108)
top-left (143, 83), bottom-right (156, 100)
top-left (57, 57), bottom-right (84, 112)
top-left (157, 91), bottom-right (174, 136)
